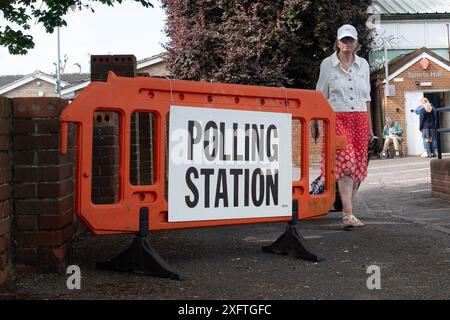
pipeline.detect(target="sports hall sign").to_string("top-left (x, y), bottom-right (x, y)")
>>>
top-left (168, 106), bottom-right (292, 222)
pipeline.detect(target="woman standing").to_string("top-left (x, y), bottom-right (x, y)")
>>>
top-left (314, 24), bottom-right (374, 230)
top-left (417, 97), bottom-right (437, 158)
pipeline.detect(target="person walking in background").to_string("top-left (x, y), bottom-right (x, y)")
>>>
top-left (416, 98), bottom-right (438, 157)
top-left (314, 24), bottom-right (374, 230)
top-left (416, 98), bottom-right (437, 158)
top-left (380, 117), bottom-right (403, 159)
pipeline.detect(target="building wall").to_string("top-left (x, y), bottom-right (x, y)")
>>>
top-left (3, 79), bottom-right (57, 99)
top-left (139, 61), bottom-right (170, 77)
top-left (370, 19), bottom-right (450, 65)
top-left (377, 58), bottom-right (450, 155)
top-left (376, 20), bottom-right (450, 50)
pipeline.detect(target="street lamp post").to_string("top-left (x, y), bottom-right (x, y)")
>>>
top-left (384, 36), bottom-right (389, 97)
top-left (56, 26), bottom-right (61, 98)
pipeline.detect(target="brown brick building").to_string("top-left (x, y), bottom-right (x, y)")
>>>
top-left (371, 47), bottom-right (450, 156)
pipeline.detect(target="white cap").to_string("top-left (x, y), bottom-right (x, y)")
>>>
top-left (337, 24), bottom-right (358, 40)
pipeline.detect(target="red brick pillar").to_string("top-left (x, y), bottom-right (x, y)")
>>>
top-left (431, 159), bottom-right (450, 202)
top-left (0, 98), bottom-right (12, 284)
top-left (12, 98), bottom-right (76, 273)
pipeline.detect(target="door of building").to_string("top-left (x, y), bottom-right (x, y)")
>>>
top-left (424, 91), bottom-right (450, 154)
top-left (405, 91), bottom-right (424, 156)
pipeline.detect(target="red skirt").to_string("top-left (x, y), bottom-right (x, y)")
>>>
top-left (322, 112), bottom-right (369, 182)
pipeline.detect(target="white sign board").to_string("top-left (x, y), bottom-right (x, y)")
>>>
top-left (168, 106), bottom-right (292, 222)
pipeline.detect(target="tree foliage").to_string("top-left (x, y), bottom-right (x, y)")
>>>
top-left (0, 0), bottom-right (153, 55)
top-left (162, 0), bottom-right (373, 89)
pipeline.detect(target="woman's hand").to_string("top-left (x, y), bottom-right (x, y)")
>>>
top-left (369, 129), bottom-right (375, 142)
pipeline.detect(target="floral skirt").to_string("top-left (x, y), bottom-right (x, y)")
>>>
top-left (322, 112), bottom-right (369, 182)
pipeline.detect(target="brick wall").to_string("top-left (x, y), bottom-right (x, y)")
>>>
top-left (130, 112), bottom-right (154, 186)
top-left (0, 98), bottom-right (12, 285)
top-left (308, 121), bottom-right (326, 166)
top-left (292, 120), bottom-right (301, 180)
top-left (12, 98), bottom-right (76, 273)
top-left (431, 159), bottom-right (450, 202)
top-left (92, 111), bottom-right (120, 204)
top-left (291, 120), bottom-right (326, 183)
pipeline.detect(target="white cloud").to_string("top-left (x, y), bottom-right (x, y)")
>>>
top-left (0, 0), bottom-right (168, 75)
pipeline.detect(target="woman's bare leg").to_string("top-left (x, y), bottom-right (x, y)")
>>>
top-left (338, 177), bottom-right (354, 216)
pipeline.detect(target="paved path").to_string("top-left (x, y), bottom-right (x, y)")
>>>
top-left (359, 155), bottom-right (450, 236)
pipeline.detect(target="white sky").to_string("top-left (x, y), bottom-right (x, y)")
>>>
top-left (0, 0), bottom-right (168, 75)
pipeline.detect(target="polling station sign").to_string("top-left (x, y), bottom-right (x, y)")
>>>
top-left (168, 106), bottom-right (292, 222)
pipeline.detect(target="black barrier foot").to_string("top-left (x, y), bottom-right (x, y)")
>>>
top-left (96, 236), bottom-right (182, 280)
top-left (262, 200), bottom-right (323, 262)
top-left (96, 207), bottom-right (182, 280)
top-left (262, 224), bottom-right (322, 262)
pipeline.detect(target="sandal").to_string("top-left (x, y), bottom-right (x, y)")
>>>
top-left (342, 214), bottom-right (364, 230)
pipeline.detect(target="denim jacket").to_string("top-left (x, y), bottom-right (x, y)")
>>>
top-left (316, 52), bottom-right (371, 112)
top-left (415, 104), bottom-right (437, 131)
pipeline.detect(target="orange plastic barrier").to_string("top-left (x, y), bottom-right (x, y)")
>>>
top-left (60, 73), bottom-right (346, 235)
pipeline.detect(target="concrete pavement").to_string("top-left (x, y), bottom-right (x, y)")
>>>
top-left (358, 155), bottom-right (450, 236)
